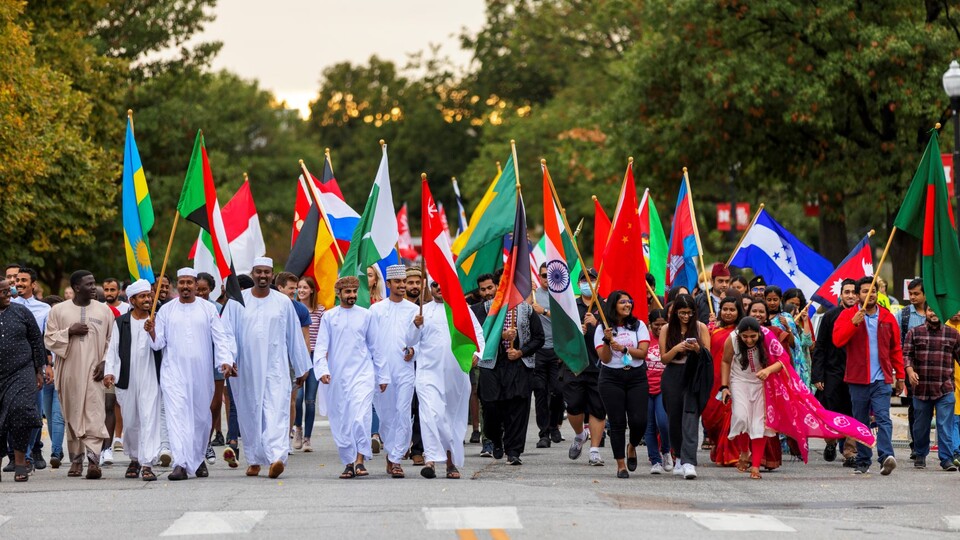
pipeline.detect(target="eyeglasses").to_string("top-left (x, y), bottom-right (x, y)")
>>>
top-left (618, 299), bottom-right (634, 305)
top-left (539, 273), bottom-right (548, 279)
top-left (751, 287), bottom-right (765, 293)
top-left (676, 310), bottom-right (694, 317)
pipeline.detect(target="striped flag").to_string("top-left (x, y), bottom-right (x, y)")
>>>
top-left (121, 116), bottom-right (155, 283)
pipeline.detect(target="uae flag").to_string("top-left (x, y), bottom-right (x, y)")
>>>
top-left (190, 178), bottom-right (266, 301)
top-left (542, 163), bottom-right (588, 373)
top-left (422, 176), bottom-right (479, 372)
top-left (177, 130), bottom-right (243, 304)
top-left (893, 128), bottom-right (960, 320)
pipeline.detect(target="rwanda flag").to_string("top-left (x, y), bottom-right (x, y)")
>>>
top-left (122, 116), bottom-right (155, 283)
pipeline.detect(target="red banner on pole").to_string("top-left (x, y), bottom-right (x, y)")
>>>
top-left (735, 203), bottom-right (750, 231)
top-left (717, 203), bottom-right (732, 231)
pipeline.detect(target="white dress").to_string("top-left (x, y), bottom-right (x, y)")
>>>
top-left (727, 331), bottom-right (776, 440)
top-left (222, 290), bottom-right (312, 467)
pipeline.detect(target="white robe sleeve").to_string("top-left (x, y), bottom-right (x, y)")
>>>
top-left (367, 313), bottom-right (390, 385)
top-left (285, 298), bottom-right (312, 378)
top-left (209, 303), bottom-right (237, 369)
top-left (406, 313), bottom-right (421, 348)
top-left (471, 308), bottom-right (486, 361)
top-left (149, 305), bottom-right (167, 351)
top-left (313, 313), bottom-right (331, 379)
top-left (104, 320), bottom-right (120, 379)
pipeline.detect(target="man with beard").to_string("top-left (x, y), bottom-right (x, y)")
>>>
top-left (148, 268), bottom-right (236, 480)
top-left (472, 273), bottom-right (498, 457)
top-left (223, 259), bottom-right (311, 479)
top-left (102, 278), bottom-right (130, 315)
top-left (43, 270), bottom-right (113, 479)
top-left (12, 267), bottom-right (51, 472)
top-left (403, 267), bottom-right (426, 466)
top-left (812, 278), bottom-right (859, 466)
top-left (314, 276), bottom-right (387, 478)
top-left (102, 280), bottom-right (163, 481)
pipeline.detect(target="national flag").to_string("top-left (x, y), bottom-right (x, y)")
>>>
top-left (291, 175), bottom-right (311, 249)
top-left (453, 155), bottom-right (517, 291)
top-left (308, 154), bottom-right (359, 257)
top-left (422, 176), bottom-right (479, 372)
top-left (639, 189), bottom-right (668, 296)
top-left (177, 131), bottom-right (243, 304)
top-left (285, 187), bottom-right (321, 279)
top-left (481, 190), bottom-right (532, 362)
top-left (437, 202), bottom-right (451, 237)
top-left (665, 173), bottom-right (700, 292)
top-left (397, 203), bottom-right (419, 260)
top-left (121, 116), bottom-right (155, 283)
top-left (542, 163), bottom-right (589, 373)
top-left (598, 161), bottom-right (649, 321)
top-left (340, 144), bottom-right (399, 308)
top-left (503, 229), bottom-right (538, 289)
top-left (893, 128), bottom-right (960, 320)
top-left (191, 178), bottom-right (266, 300)
top-left (592, 196), bottom-right (610, 267)
top-left (810, 234), bottom-right (874, 309)
top-left (451, 177), bottom-right (469, 236)
top-left (729, 208), bottom-right (833, 301)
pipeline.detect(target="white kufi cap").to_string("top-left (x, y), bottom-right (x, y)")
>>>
top-left (252, 256), bottom-right (273, 269)
top-left (177, 267), bottom-right (198, 279)
top-left (125, 279), bottom-right (151, 298)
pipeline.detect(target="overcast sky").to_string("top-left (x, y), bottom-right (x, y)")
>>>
top-left (194, 0), bottom-right (487, 116)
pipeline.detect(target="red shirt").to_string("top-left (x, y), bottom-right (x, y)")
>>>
top-left (645, 338), bottom-right (665, 395)
top-left (832, 305), bottom-right (904, 385)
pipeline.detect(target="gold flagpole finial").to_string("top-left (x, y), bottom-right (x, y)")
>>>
top-left (421, 173), bottom-right (427, 180)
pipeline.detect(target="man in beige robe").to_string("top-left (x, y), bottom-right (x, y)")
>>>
top-left (44, 270), bottom-right (113, 479)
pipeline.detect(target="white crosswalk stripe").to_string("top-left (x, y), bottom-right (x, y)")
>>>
top-left (423, 507), bottom-right (522, 530)
top-left (0, 516), bottom-right (10, 528)
top-left (944, 515), bottom-right (960, 531)
top-left (160, 511), bottom-right (267, 536)
top-left (687, 513), bottom-right (795, 532)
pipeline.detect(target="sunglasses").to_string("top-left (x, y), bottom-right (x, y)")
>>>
top-left (539, 273), bottom-right (548, 278)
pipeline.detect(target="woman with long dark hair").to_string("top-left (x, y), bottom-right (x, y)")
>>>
top-left (643, 309), bottom-right (672, 473)
top-left (702, 296), bottom-right (743, 465)
top-left (658, 293), bottom-right (710, 479)
top-left (294, 277), bottom-right (324, 452)
top-left (596, 291), bottom-right (650, 479)
top-left (782, 288), bottom-right (814, 390)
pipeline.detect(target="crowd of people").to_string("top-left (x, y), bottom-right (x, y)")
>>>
top-left (1, 258), bottom-right (958, 484)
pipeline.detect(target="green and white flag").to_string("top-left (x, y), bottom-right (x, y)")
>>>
top-left (340, 144), bottom-right (398, 307)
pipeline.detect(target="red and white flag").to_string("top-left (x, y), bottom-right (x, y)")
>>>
top-left (396, 203), bottom-right (419, 260)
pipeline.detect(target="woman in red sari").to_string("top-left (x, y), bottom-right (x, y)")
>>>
top-left (703, 296), bottom-right (742, 466)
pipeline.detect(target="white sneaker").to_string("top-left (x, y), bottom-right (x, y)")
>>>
top-left (683, 463), bottom-right (697, 479)
top-left (663, 453), bottom-right (674, 472)
top-left (650, 463), bottom-right (664, 474)
top-left (588, 450), bottom-right (604, 466)
top-left (101, 448), bottom-right (114, 466)
top-left (288, 439), bottom-right (294, 455)
top-left (672, 460), bottom-right (684, 476)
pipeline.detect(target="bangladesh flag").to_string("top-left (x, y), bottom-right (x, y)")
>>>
top-left (177, 130), bottom-right (243, 304)
top-left (893, 128), bottom-right (960, 320)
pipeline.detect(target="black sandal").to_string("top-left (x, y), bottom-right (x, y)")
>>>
top-left (354, 463), bottom-right (369, 477)
top-left (125, 461), bottom-right (141, 479)
top-left (420, 464), bottom-right (436, 479)
top-left (445, 465), bottom-right (460, 479)
top-left (339, 464), bottom-right (356, 479)
top-left (15, 465), bottom-right (29, 482)
top-left (141, 468), bottom-right (157, 481)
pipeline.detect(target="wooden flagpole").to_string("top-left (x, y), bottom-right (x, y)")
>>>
top-left (725, 203), bottom-right (765, 267)
top-left (865, 227), bottom-right (897, 309)
top-left (683, 167), bottom-right (714, 314)
top-left (542, 158), bottom-right (610, 329)
top-left (510, 141), bottom-right (522, 331)
top-left (299, 158), bottom-right (345, 264)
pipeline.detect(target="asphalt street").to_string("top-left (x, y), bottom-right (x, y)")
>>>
top-left (1, 404), bottom-right (958, 539)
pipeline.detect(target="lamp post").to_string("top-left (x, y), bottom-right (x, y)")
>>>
top-left (942, 60), bottom-right (960, 213)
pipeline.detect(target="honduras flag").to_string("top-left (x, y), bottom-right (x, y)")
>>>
top-left (729, 209), bottom-right (833, 300)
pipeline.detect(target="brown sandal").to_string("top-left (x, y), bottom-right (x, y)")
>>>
top-left (445, 465), bottom-right (461, 479)
top-left (141, 467), bottom-right (157, 481)
top-left (390, 463), bottom-right (405, 478)
top-left (736, 454), bottom-right (750, 473)
top-left (749, 467), bottom-right (762, 479)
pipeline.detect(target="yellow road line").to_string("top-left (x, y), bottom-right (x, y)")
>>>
top-left (490, 529), bottom-right (511, 540)
top-left (456, 530), bottom-right (479, 540)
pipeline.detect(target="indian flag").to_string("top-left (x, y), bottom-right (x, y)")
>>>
top-left (542, 163), bottom-right (588, 373)
top-left (422, 176), bottom-right (479, 372)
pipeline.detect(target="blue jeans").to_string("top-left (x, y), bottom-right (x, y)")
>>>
top-left (371, 405), bottom-right (380, 435)
top-left (644, 393), bottom-right (670, 463)
top-left (40, 382), bottom-right (64, 457)
top-left (849, 381), bottom-right (894, 467)
top-left (226, 379), bottom-right (240, 443)
top-left (294, 369), bottom-right (319, 438)
top-left (912, 393), bottom-right (957, 467)
top-left (954, 414), bottom-right (960, 455)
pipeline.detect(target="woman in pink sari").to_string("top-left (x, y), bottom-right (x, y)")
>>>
top-left (719, 317), bottom-right (875, 479)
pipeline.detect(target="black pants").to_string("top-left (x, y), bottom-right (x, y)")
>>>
top-left (481, 395), bottom-right (531, 458)
top-left (410, 392), bottom-right (423, 456)
top-left (598, 366), bottom-right (649, 460)
top-left (661, 363), bottom-right (700, 465)
top-left (533, 349), bottom-right (565, 437)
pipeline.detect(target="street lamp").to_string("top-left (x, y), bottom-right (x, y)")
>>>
top-left (942, 60), bottom-right (960, 213)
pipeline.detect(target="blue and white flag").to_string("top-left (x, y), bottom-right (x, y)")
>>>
top-left (729, 209), bottom-right (833, 299)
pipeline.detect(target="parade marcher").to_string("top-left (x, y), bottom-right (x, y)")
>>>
top-left (475, 283), bottom-right (544, 466)
top-left (596, 290), bottom-right (650, 478)
top-left (413, 280), bottom-right (484, 479)
top-left (644, 309), bottom-right (671, 473)
top-left (703, 296), bottom-right (743, 466)
top-left (562, 269), bottom-right (608, 466)
top-left (12, 267), bottom-right (51, 472)
top-left (102, 280), bottom-right (163, 481)
top-left (730, 276), bottom-right (748, 296)
top-left (898, 278), bottom-right (926, 461)
top-left (902, 304), bottom-right (960, 471)
top-left (44, 270), bottom-right (113, 479)
top-left (719, 317), bottom-right (875, 480)
top-left (811, 278), bottom-right (859, 466)
top-left (148, 267), bottom-right (236, 480)
top-left (696, 263), bottom-right (730, 324)
top-left (833, 276), bottom-right (904, 475)
top-left (403, 267), bottom-right (427, 466)
top-left (314, 276), bottom-right (388, 479)
top-left (294, 276), bottom-right (323, 452)
top-left (196, 271), bottom-right (227, 453)
top-left (783, 288), bottom-right (815, 391)
top-left (0, 278), bottom-right (45, 482)
top-left (223, 258), bottom-right (311, 479)
top-left (533, 263), bottom-right (565, 448)
top-left (369, 264), bottom-right (420, 478)
top-left (102, 277), bottom-right (130, 315)
top-left (472, 273), bottom-right (498, 457)
top-left (658, 293), bottom-right (711, 479)
top-left (748, 276), bottom-right (766, 302)
top-left (39, 294), bottom-right (66, 469)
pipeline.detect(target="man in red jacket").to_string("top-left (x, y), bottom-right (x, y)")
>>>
top-left (833, 276), bottom-right (905, 476)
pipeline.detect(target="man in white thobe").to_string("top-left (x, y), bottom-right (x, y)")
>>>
top-left (314, 275), bottom-right (389, 479)
top-left (369, 264), bottom-right (420, 478)
top-left (102, 280), bottom-right (163, 481)
top-left (222, 257), bottom-right (311, 479)
top-left (148, 268), bottom-right (236, 481)
top-left (413, 280), bottom-right (483, 479)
